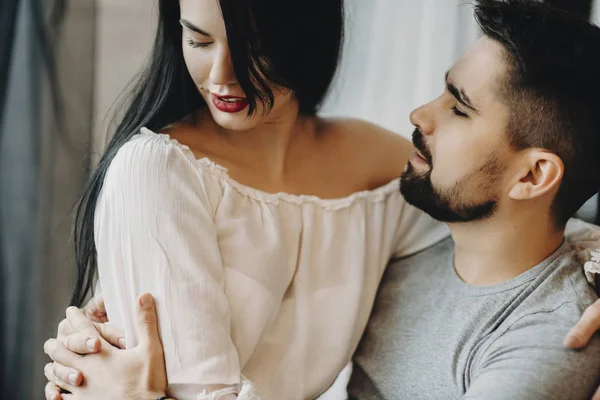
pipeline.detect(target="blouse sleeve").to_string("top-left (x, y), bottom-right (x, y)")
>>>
top-left (565, 218), bottom-right (600, 287)
top-left (391, 197), bottom-right (450, 259)
top-left (94, 133), bottom-right (242, 398)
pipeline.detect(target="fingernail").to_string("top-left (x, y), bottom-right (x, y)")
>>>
top-left (564, 334), bottom-right (582, 348)
top-left (51, 393), bottom-right (60, 400)
top-left (140, 294), bottom-right (153, 309)
top-left (118, 337), bottom-right (126, 348)
top-left (68, 372), bottom-right (78, 385)
top-left (86, 338), bottom-right (97, 351)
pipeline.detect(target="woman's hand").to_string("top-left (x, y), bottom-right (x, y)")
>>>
top-left (81, 292), bottom-right (109, 323)
top-left (44, 293), bottom-right (168, 400)
top-left (44, 293), bottom-right (126, 400)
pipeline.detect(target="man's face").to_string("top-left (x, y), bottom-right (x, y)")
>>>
top-left (401, 37), bottom-right (515, 223)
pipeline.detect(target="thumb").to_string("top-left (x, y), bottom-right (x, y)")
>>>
top-left (135, 293), bottom-right (161, 347)
top-left (564, 299), bottom-right (600, 349)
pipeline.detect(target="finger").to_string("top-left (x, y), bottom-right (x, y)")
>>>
top-left (57, 318), bottom-right (74, 342)
top-left (63, 331), bottom-right (101, 354)
top-left (135, 293), bottom-right (161, 348)
top-left (94, 322), bottom-right (126, 349)
top-left (45, 381), bottom-right (63, 400)
top-left (593, 385), bottom-right (600, 400)
top-left (52, 362), bottom-right (83, 386)
top-left (44, 363), bottom-right (75, 393)
top-left (84, 294), bottom-right (107, 323)
top-left (44, 339), bottom-right (82, 367)
top-left (66, 306), bottom-right (97, 334)
top-left (564, 299), bottom-right (600, 348)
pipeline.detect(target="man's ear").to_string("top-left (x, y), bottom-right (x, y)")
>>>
top-left (508, 150), bottom-right (563, 200)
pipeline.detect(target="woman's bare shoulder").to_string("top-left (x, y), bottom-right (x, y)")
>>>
top-left (319, 117), bottom-right (414, 185)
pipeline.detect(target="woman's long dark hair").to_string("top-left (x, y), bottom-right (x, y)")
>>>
top-left (70, 0), bottom-right (344, 306)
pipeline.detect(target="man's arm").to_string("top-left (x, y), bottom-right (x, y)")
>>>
top-left (464, 302), bottom-right (600, 400)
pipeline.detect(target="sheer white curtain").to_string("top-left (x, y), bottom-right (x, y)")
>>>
top-left (593, 0), bottom-right (600, 23)
top-left (322, 0), bottom-right (479, 138)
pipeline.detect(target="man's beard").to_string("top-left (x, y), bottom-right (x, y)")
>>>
top-left (400, 130), bottom-right (501, 223)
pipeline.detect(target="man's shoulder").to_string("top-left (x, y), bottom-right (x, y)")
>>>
top-left (469, 251), bottom-right (600, 400)
top-left (478, 247), bottom-right (598, 356)
top-left (521, 247), bottom-right (597, 319)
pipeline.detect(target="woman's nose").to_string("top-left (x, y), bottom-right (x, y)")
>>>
top-left (210, 45), bottom-right (237, 86)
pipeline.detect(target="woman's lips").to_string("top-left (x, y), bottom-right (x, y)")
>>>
top-left (211, 94), bottom-right (249, 113)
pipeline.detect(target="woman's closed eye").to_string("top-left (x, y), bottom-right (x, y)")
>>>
top-left (186, 38), bottom-right (213, 49)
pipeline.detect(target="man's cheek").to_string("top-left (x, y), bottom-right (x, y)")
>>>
top-left (429, 168), bottom-right (443, 188)
top-left (431, 162), bottom-right (461, 189)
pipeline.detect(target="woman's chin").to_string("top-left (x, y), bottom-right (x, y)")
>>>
top-left (210, 109), bottom-right (256, 132)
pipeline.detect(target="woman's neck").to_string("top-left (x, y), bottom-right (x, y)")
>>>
top-left (197, 106), bottom-right (318, 181)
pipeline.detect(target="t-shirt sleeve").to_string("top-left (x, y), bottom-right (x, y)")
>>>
top-left (463, 302), bottom-right (600, 400)
top-left (94, 133), bottom-right (242, 399)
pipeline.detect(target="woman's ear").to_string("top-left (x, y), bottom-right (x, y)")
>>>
top-left (508, 150), bottom-right (563, 201)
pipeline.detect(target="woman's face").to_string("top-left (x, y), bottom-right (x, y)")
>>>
top-left (179, 0), bottom-right (296, 131)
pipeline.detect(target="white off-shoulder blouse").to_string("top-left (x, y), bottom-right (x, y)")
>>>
top-left (94, 128), bottom-right (451, 399)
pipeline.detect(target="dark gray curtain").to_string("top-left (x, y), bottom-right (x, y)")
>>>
top-left (0, 0), bottom-right (21, 393)
top-left (0, 1), bottom-right (96, 398)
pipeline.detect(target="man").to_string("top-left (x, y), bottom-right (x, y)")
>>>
top-left (43, 1), bottom-right (600, 399)
top-left (348, 0), bottom-right (600, 398)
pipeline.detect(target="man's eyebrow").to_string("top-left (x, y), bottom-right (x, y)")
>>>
top-left (179, 19), bottom-right (212, 37)
top-left (445, 71), bottom-right (479, 113)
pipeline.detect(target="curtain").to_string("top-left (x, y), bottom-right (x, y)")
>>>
top-left (594, 1), bottom-right (600, 31)
top-left (0, 1), bottom-right (96, 398)
top-left (0, 1), bottom-right (20, 124)
top-left (0, 0), bottom-right (21, 394)
top-left (322, 0), bottom-right (479, 137)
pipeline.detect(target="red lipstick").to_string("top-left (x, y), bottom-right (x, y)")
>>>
top-left (211, 94), bottom-right (249, 113)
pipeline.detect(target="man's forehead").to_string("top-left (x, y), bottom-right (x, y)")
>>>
top-left (448, 37), bottom-right (507, 99)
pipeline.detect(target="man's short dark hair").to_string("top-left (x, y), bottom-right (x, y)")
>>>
top-left (475, 0), bottom-right (600, 226)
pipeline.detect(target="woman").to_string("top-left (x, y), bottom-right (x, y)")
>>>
top-left (42, 0), bottom-right (600, 399)
top-left (45, 0), bottom-right (448, 399)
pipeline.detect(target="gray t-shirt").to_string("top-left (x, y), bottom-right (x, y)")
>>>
top-left (349, 238), bottom-right (600, 400)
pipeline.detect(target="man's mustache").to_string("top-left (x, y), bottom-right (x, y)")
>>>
top-left (411, 129), bottom-right (432, 165)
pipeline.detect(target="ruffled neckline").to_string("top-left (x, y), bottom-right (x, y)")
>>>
top-left (139, 127), bottom-right (401, 210)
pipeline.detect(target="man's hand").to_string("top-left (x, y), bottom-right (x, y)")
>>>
top-left (564, 299), bottom-right (600, 348)
top-left (563, 298), bottom-right (600, 400)
top-left (44, 293), bottom-right (167, 400)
